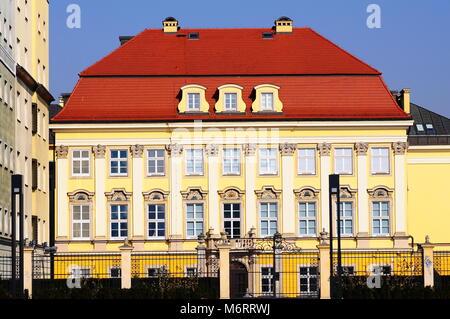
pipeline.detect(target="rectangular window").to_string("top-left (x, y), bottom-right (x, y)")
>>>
top-left (70, 268), bottom-right (91, 279)
top-left (110, 150), bottom-right (128, 176)
top-left (299, 202), bottom-right (316, 236)
top-left (298, 148), bottom-right (316, 175)
top-left (224, 93), bottom-right (237, 111)
top-left (148, 204), bottom-right (165, 238)
top-left (261, 267), bottom-right (274, 294)
top-left (110, 268), bottom-right (121, 278)
top-left (186, 203), bottom-right (204, 238)
top-left (223, 203), bottom-right (241, 238)
top-left (72, 150), bottom-right (90, 176)
top-left (371, 265), bottom-right (392, 276)
top-left (110, 204), bottom-right (128, 239)
top-left (371, 147), bottom-right (390, 174)
top-left (372, 201), bottom-right (390, 235)
top-left (148, 149), bottom-right (165, 175)
top-left (147, 268), bottom-right (163, 278)
top-left (261, 93), bottom-right (274, 111)
top-left (187, 93), bottom-right (200, 111)
top-left (338, 202), bottom-right (353, 236)
top-left (259, 148), bottom-right (277, 175)
top-left (186, 267), bottom-right (198, 277)
top-left (335, 148), bottom-right (353, 174)
top-left (72, 205), bottom-right (90, 239)
top-left (223, 148), bottom-right (241, 175)
top-left (299, 267), bottom-right (318, 294)
top-left (186, 149), bottom-right (203, 175)
top-left (260, 202), bottom-right (278, 236)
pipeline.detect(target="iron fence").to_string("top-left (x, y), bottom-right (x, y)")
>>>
top-left (433, 251), bottom-right (450, 289)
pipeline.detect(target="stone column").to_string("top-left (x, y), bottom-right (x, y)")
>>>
top-left (131, 145), bottom-right (144, 239)
top-left (279, 143), bottom-right (296, 236)
top-left (93, 145), bottom-right (107, 240)
top-left (422, 236), bottom-right (435, 288)
top-left (392, 142), bottom-right (408, 248)
top-left (196, 234), bottom-right (207, 277)
top-left (23, 246), bottom-right (34, 298)
top-left (55, 146), bottom-right (69, 240)
top-left (206, 144), bottom-right (219, 235)
top-left (317, 231), bottom-right (331, 299)
top-left (119, 240), bottom-right (134, 289)
top-left (166, 144), bottom-right (184, 240)
top-left (355, 143), bottom-right (369, 248)
top-left (243, 144), bottom-right (257, 234)
top-left (318, 143), bottom-right (331, 232)
top-left (217, 233), bottom-right (231, 299)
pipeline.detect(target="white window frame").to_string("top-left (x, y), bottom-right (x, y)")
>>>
top-left (110, 149), bottom-right (128, 176)
top-left (338, 201), bottom-right (353, 236)
top-left (72, 149), bottom-right (90, 177)
top-left (224, 92), bottom-right (237, 111)
top-left (259, 148), bottom-right (277, 175)
top-left (261, 266), bottom-right (274, 295)
top-left (72, 204), bottom-right (90, 240)
top-left (110, 204), bottom-right (128, 239)
top-left (148, 204), bottom-right (165, 239)
top-left (223, 203), bottom-right (241, 238)
top-left (372, 201), bottom-right (390, 236)
top-left (299, 266), bottom-right (319, 295)
top-left (186, 203), bottom-right (204, 238)
top-left (299, 202), bottom-right (316, 236)
top-left (186, 149), bottom-right (204, 175)
top-left (371, 147), bottom-right (390, 174)
top-left (260, 92), bottom-right (274, 111)
top-left (260, 202), bottom-right (278, 236)
top-left (334, 148), bottom-right (353, 175)
top-left (298, 148), bottom-right (316, 175)
top-left (369, 264), bottom-right (392, 276)
top-left (187, 92), bottom-right (200, 111)
top-left (147, 149), bottom-right (165, 176)
top-left (223, 148), bottom-right (241, 175)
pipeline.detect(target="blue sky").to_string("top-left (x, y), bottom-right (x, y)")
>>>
top-left (50, 0), bottom-right (450, 117)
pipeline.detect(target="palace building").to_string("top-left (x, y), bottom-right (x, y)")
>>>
top-left (50, 17), bottom-right (450, 254)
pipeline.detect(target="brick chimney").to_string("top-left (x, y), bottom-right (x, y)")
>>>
top-left (163, 17), bottom-right (179, 33)
top-left (275, 16), bottom-right (293, 33)
top-left (399, 88), bottom-right (411, 114)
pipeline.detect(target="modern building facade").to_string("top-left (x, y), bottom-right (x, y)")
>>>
top-left (50, 17), bottom-right (449, 256)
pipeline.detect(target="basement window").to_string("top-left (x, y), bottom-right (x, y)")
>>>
top-left (188, 32), bottom-right (199, 40)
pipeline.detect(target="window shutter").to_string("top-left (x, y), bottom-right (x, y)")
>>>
top-left (32, 158), bottom-right (38, 190)
top-left (32, 103), bottom-right (38, 135)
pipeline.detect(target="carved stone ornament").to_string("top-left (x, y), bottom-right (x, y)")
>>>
top-left (355, 142), bottom-right (369, 156)
top-left (143, 189), bottom-right (169, 201)
top-left (279, 143), bottom-right (296, 156)
top-left (367, 186), bottom-right (393, 199)
top-left (392, 142), bottom-right (408, 155)
top-left (339, 185), bottom-right (357, 199)
top-left (55, 146), bottom-right (69, 159)
top-left (68, 190), bottom-right (95, 202)
top-left (205, 144), bottom-right (219, 157)
top-left (242, 143), bottom-right (256, 156)
top-left (218, 187), bottom-right (245, 200)
top-left (181, 187), bottom-right (208, 200)
top-left (105, 189), bottom-right (132, 201)
top-left (317, 143), bottom-right (331, 156)
top-left (130, 145), bottom-right (144, 158)
top-left (92, 145), bottom-right (106, 158)
top-left (294, 187), bottom-right (320, 200)
top-left (255, 186), bottom-right (282, 200)
top-left (165, 144), bottom-right (184, 157)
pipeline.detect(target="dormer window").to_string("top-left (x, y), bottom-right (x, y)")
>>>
top-left (426, 124), bottom-right (434, 130)
top-left (178, 85), bottom-right (209, 114)
top-left (261, 93), bottom-right (274, 111)
top-left (215, 84), bottom-right (246, 114)
top-left (416, 124), bottom-right (424, 132)
top-left (188, 93), bottom-right (200, 111)
top-left (251, 84), bottom-right (283, 113)
top-left (224, 93), bottom-right (237, 111)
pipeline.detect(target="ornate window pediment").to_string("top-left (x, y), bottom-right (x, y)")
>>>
top-left (178, 84), bottom-right (210, 114)
top-left (143, 189), bottom-right (169, 201)
top-left (68, 190), bottom-right (94, 203)
top-left (181, 187), bottom-right (208, 200)
top-left (251, 84), bottom-right (283, 113)
top-left (255, 186), bottom-right (281, 200)
top-left (367, 186), bottom-right (393, 199)
top-left (218, 187), bottom-right (245, 200)
top-left (215, 84), bottom-right (246, 114)
top-left (105, 189), bottom-right (132, 202)
top-left (294, 187), bottom-right (320, 200)
top-left (339, 186), bottom-right (357, 199)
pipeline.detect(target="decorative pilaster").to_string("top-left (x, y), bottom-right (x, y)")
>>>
top-left (131, 145), bottom-right (144, 239)
top-left (392, 142), bottom-right (408, 246)
top-left (355, 143), bottom-right (369, 246)
top-left (166, 144), bottom-right (184, 238)
top-left (56, 146), bottom-right (69, 239)
top-left (93, 145), bottom-right (106, 239)
top-left (206, 144), bottom-right (219, 235)
top-left (243, 144), bottom-right (257, 234)
top-left (318, 143), bottom-right (331, 232)
top-left (279, 143), bottom-right (296, 236)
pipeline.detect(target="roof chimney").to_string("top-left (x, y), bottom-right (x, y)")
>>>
top-left (59, 93), bottom-right (71, 107)
top-left (275, 16), bottom-right (293, 33)
top-left (163, 17), bottom-right (179, 33)
top-left (399, 88), bottom-right (411, 114)
top-left (119, 36), bottom-right (134, 46)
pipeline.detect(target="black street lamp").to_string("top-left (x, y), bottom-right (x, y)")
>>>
top-left (329, 174), bottom-right (343, 298)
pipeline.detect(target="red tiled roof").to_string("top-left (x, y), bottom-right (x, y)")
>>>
top-left (52, 76), bottom-right (409, 122)
top-left (80, 28), bottom-right (381, 76)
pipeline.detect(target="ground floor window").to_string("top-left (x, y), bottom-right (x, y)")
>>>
top-left (261, 267), bottom-right (274, 295)
top-left (299, 267), bottom-right (318, 294)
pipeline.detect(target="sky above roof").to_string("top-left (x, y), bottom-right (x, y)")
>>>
top-left (50, 0), bottom-right (450, 117)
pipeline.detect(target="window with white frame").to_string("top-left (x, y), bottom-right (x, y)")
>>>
top-left (299, 267), bottom-right (318, 294)
top-left (186, 267), bottom-right (198, 277)
top-left (260, 202), bottom-right (278, 236)
top-left (261, 267), bottom-right (274, 294)
top-left (70, 267), bottom-right (91, 279)
top-left (299, 202), bottom-right (316, 236)
top-left (370, 265), bottom-right (392, 276)
top-left (148, 204), bottom-right (165, 238)
top-left (110, 204), bottom-right (128, 239)
top-left (72, 150), bottom-right (90, 176)
top-left (223, 148), bottom-right (241, 175)
top-left (260, 92), bottom-right (274, 111)
top-left (298, 148), bottom-right (316, 175)
top-left (372, 201), bottom-right (390, 235)
top-left (187, 93), bottom-right (200, 111)
top-left (335, 148), bottom-right (353, 174)
top-left (110, 150), bottom-right (128, 176)
top-left (338, 202), bottom-right (353, 236)
top-left (224, 93), bottom-right (237, 111)
top-left (186, 203), bottom-right (204, 238)
top-left (223, 203), bottom-right (241, 238)
top-left (147, 149), bottom-right (165, 175)
top-left (371, 147), bottom-right (390, 174)
top-left (259, 148), bottom-right (277, 175)
top-left (72, 205), bottom-right (90, 239)
top-left (186, 149), bottom-right (203, 175)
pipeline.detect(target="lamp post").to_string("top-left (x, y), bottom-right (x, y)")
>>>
top-left (272, 231), bottom-right (282, 298)
top-left (329, 174), bottom-right (342, 298)
top-left (11, 175), bottom-right (24, 298)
